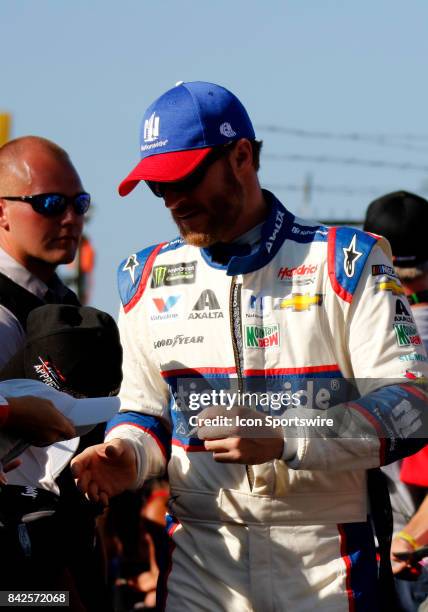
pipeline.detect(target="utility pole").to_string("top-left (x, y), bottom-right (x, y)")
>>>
top-left (300, 172), bottom-right (313, 217)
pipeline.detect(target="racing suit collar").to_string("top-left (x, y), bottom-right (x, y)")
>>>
top-left (201, 190), bottom-right (294, 275)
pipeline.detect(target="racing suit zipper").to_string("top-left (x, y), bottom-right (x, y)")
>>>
top-left (229, 276), bottom-right (255, 490)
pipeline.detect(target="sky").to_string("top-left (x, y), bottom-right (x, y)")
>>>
top-left (2, 0), bottom-right (428, 314)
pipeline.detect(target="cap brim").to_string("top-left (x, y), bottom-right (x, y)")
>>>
top-left (118, 147), bottom-right (213, 196)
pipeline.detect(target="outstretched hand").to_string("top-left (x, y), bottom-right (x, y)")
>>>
top-left (71, 438), bottom-right (138, 506)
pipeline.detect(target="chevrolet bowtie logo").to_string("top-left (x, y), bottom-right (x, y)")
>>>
top-left (278, 293), bottom-right (323, 311)
top-left (376, 279), bottom-right (405, 296)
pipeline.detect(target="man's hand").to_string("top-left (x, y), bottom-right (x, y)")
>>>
top-left (71, 438), bottom-right (138, 506)
top-left (5, 396), bottom-right (76, 446)
top-left (391, 536), bottom-right (415, 574)
top-left (196, 406), bottom-right (284, 464)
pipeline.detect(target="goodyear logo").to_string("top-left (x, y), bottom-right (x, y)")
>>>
top-left (245, 324), bottom-right (280, 349)
top-left (375, 279), bottom-right (405, 296)
top-left (277, 293), bottom-right (323, 312)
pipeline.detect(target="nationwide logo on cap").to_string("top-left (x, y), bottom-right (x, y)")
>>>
top-left (144, 112), bottom-right (160, 143)
top-left (375, 279), bottom-right (405, 296)
top-left (276, 293), bottom-right (323, 312)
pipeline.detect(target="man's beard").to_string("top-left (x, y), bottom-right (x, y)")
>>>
top-left (175, 164), bottom-right (244, 248)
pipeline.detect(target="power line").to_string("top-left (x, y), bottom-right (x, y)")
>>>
top-left (258, 126), bottom-right (428, 152)
top-left (265, 183), bottom-right (428, 197)
top-left (265, 153), bottom-right (428, 173)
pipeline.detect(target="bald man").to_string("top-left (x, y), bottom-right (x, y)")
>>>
top-left (0, 137), bottom-right (100, 606)
top-left (0, 136), bottom-right (88, 360)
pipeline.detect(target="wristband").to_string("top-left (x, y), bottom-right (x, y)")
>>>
top-left (0, 395), bottom-right (10, 427)
top-left (397, 530), bottom-right (419, 550)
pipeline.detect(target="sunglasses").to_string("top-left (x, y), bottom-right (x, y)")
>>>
top-left (0, 192), bottom-right (91, 217)
top-left (146, 142), bottom-right (236, 198)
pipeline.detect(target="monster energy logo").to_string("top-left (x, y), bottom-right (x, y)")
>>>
top-left (151, 261), bottom-right (197, 288)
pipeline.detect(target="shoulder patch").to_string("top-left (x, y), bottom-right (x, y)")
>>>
top-left (118, 243), bottom-right (166, 312)
top-left (159, 236), bottom-right (185, 254)
top-left (328, 227), bottom-right (378, 302)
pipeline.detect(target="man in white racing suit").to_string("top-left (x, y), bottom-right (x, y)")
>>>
top-left (72, 81), bottom-right (428, 612)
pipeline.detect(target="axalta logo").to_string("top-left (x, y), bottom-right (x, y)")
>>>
top-left (394, 324), bottom-right (422, 347)
top-left (278, 264), bottom-right (318, 280)
top-left (276, 293), bottom-right (323, 312)
top-left (154, 335), bottom-right (204, 349)
top-left (266, 210), bottom-right (285, 253)
top-left (189, 289), bottom-right (224, 319)
top-left (245, 324), bottom-right (280, 349)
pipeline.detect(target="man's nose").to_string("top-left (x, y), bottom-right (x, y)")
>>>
top-left (163, 190), bottom-right (187, 210)
top-left (60, 203), bottom-right (82, 224)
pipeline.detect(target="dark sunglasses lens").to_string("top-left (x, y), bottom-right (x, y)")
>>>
top-left (74, 193), bottom-right (91, 214)
top-left (146, 181), bottom-right (163, 198)
top-left (35, 194), bottom-right (66, 216)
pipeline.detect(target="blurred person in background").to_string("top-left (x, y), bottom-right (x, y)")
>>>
top-left (365, 190), bottom-right (428, 612)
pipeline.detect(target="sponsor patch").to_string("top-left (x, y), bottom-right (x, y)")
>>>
top-left (151, 295), bottom-right (181, 321)
top-left (151, 261), bottom-right (197, 288)
top-left (245, 324), bottom-right (280, 349)
top-left (246, 294), bottom-right (271, 319)
top-left (376, 279), bottom-right (405, 296)
top-left (265, 210), bottom-right (285, 253)
top-left (154, 335), bottom-right (204, 349)
top-left (33, 358), bottom-right (66, 390)
top-left (275, 293), bottom-right (323, 312)
top-left (399, 352), bottom-right (428, 362)
top-left (394, 323), bottom-right (422, 347)
top-left (188, 289), bottom-right (224, 319)
top-left (394, 299), bottom-right (414, 324)
top-left (277, 264), bottom-right (318, 282)
top-left (372, 264), bottom-right (397, 278)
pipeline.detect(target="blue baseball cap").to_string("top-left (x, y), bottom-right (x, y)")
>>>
top-left (118, 81), bottom-right (256, 196)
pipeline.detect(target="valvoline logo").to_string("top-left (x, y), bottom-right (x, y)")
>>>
top-left (153, 296), bottom-right (180, 313)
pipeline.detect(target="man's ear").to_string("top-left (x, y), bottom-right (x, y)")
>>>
top-left (0, 199), bottom-right (10, 230)
top-left (229, 139), bottom-right (254, 175)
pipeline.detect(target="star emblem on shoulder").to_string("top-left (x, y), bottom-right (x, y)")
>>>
top-left (123, 254), bottom-right (139, 284)
top-left (342, 234), bottom-right (362, 278)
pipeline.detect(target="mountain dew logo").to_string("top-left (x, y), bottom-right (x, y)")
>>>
top-left (245, 324), bottom-right (280, 349)
top-left (394, 323), bottom-right (422, 347)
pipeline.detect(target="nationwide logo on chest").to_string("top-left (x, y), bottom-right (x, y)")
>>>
top-left (188, 289), bottom-right (224, 319)
top-left (151, 261), bottom-right (197, 288)
top-left (245, 324), bottom-right (280, 349)
top-left (275, 293), bottom-right (323, 312)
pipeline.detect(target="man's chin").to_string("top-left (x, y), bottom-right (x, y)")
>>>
top-left (179, 230), bottom-right (217, 248)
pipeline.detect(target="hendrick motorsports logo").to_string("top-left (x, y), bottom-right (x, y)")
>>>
top-left (277, 264), bottom-right (318, 283)
top-left (151, 261), bottom-right (197, 288)
top-left (394, 324), bottom-right (422, 347)
top-left (245, 324), bottom-right (280, 349)
top-left (276, 293), bottom-right (323, 312)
